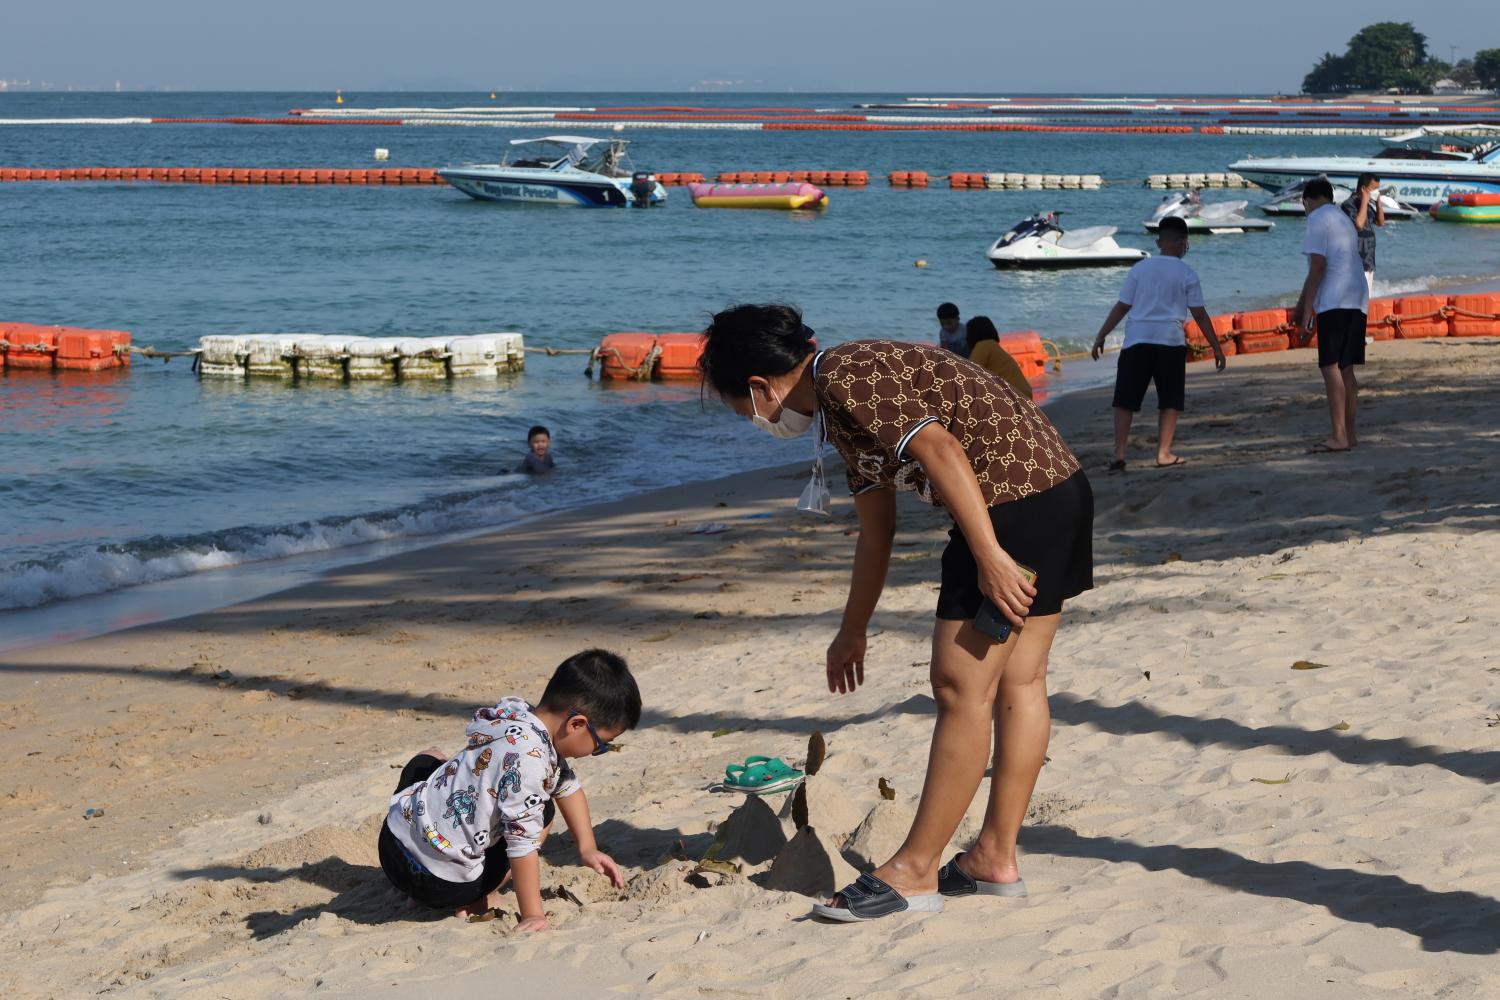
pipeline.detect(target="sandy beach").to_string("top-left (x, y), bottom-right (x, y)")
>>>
top-left (2, 336), bottom-right (1497, 999)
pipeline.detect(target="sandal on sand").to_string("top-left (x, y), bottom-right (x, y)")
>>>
top-left (937, 853), bottom-right (1027, 898)
top-left (1107, 460), bottom-right (1127, 474)
top-left (718, 756), bottom-right (803, 795)
top-left (811, 873), bottom-right (944, 923)
top-left (1306, 443), bottom-right (1350, 454)
top-left (1154, 457), bottom-right (1188, 468)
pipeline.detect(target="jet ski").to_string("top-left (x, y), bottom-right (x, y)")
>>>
top-left (1256, 178), bottom-right (1421, 219)
top-left (1145, 190), bottom-right (1274, 234)
top-left (987, 212), bottom-right (1149, 269)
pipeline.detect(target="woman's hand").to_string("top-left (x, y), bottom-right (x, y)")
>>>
top-left (977, 549), bottom-right (1037, 627)
top-left (826, 626), bottom-right (867, 694)
top-left (580, 848), bottom-right (625, 889)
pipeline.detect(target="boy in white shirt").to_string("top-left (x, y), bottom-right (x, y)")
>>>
top-left (1294, 177), bottom-right (1369, 453)
top-left (379, 649), bottom-right (640, 930)
top-left (1090, 216), bottom-right (1225, 471)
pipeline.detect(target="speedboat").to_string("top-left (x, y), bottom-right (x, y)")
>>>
top-left (1145, 190), bottom-right (1274, 233)
top-left (987, 212), bottom-right (1148, 268)
top-left (1256, 178), bottom-right (1421, 219)
top-left (1230, 125), bottom-right (1500, 210)
top-left (439, 136), bottom-right (666, 207)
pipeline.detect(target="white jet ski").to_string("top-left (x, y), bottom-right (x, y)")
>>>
top-left (1145, 190), bottom-right (1274, 234)
top-left (1256, 178), bottom-right (1421, 219)
top-left (987, 212), bottom-right (1149, 269)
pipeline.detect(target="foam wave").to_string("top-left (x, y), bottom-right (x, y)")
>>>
top-left (1372, 272), bottom-right (1500, 297)
top-left (0, 491), bottom-right (530, 612)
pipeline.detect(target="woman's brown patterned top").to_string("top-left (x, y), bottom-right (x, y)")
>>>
top-left (812, 340), bottom-right (1080, 507)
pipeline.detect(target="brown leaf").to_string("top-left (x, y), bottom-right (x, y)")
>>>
top-left (805, 731), bottom-right (826, 777)
top-left (878, 777), bottom-right (896, 801)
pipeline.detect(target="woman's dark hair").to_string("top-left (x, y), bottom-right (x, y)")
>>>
top-left (965, 315), bottom-right (1000, 351)
top-left (538, 648), bottom-right (641, 732)
top-left (699, 303), bottom-right (816, 400)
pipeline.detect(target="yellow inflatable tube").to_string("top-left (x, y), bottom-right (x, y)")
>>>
top-left (688, 181), bottom-right (828, 210)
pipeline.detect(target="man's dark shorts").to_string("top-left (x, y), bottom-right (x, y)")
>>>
top-left (1112, 344), bottom-right (1187, 412)
top-left (1315, 309), bottom-right (1366, 370)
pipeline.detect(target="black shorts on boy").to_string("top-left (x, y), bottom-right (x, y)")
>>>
top-left (1315, 309), bottom-right (1366, 370)
top-left (377, 753), bottom-right (555, 910)
top-left (1111, 344), bottom-right (1187, 412)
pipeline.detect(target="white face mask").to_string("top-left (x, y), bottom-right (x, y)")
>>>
top-left (749, 385), bottom-right (814, 440)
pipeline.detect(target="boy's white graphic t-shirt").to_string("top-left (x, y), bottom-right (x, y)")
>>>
top-left (387, 697), bottom-right (581, 883)
top-left (1117, 256), bottom-right (1206, 348)
top-left (1302, 203), bottom-right (1369, 314)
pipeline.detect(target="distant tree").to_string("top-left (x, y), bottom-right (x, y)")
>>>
top-left (1476, 49), bottom-right (1500, 90)
top-left (1303, 53), bottom-right (1352, 94)
top-left (1451, 58), bottom-right (1478, 88)
top-left (1302, 22), bottom-right (1451, 94)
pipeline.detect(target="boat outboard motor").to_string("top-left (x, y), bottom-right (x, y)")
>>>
top-left (630, 172), bottom-right (656, 207)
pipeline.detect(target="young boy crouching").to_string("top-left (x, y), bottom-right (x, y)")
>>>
top-left (379, 649), bottom-right (641, 930)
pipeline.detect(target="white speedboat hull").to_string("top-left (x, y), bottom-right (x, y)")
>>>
top-left (987, 233), bottom-right (1147, 269)
top-left (1230, 156), bottom-right (1500, 210)
top-left (440, 167), bottom-right (665, 207)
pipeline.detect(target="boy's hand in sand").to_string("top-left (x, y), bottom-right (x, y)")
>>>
top-left (515, 915), bottom-right (550, 933)
top-left (580, 848), bottom-right (625, 888)
top-left (826, 627), bottom-right (866, 694)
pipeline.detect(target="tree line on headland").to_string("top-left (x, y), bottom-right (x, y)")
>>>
top-left (1302, 22), bottom-right (1498, 95)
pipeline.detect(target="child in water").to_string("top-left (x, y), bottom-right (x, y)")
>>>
top-left (517, 425), bottom-right (555, 475)
top-left (379, 649), bottom-right (641, 930)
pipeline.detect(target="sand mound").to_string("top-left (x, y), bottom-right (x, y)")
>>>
top-left (709, 794), bottom-right (787, 866)
top-left (843, 798), bottom-right (916, 870)
top-left (763, 827), bottom-right (859, 897)
top-left (777, 775), bottom-right (865, 843)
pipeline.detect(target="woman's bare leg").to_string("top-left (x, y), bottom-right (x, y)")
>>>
top-left (962, 613), bottom-right (1061, 884)
top-left (852, 618), bottom-right (1016, 898)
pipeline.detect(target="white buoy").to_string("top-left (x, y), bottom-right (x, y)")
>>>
top-left (373, 148), bottom-right (391, 161)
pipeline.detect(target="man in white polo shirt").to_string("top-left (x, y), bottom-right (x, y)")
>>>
top-left (1091, 215), bottom-right (1226, 472)
top-left (1294, 176), bottom-right (1369, 454)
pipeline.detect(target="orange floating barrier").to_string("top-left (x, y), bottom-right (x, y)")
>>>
top-left (367, 170), bottom-right (386, 184)
top-left (847, 170), bottom-right (869, 186)
top-left (1366, 298), bottom-right (1396, 340)
top-left (1236, 331), bottom-right (1290, 354)
top-left (248, 168), bottom-right (268, 183)
top-left (995, 331), bottom-right (1047, 380)
top-left (655, 333), bottom-right (707, 380)
top-left (231, 168), bottom-right (251, 183)
top-left (787, 170), bottom-right (809, 183)
top-left (825, 170), bottom-right (847, 186)
top-left (807, 170), bottom-right (829, 186)
top-left (1391, 295), bottom-right (1448, 338)
top-left (909, 170), bottom-right (929, 188)
top-left (271, 169), bottom-right (291, 184)
top-left (295, 169), bottom-right (316, 184)
top-left (716, 171), bottom-right (741, 183)
top-left (889, 171), bottom-right (910, 186)
top-left (1233, 308), bottom-right (1292, 353)
top-left (1185, 314), bottom-right (1238, 360)
top-left (331, 169), bottom-right (351, 184)
top-left (167, 167), bottom-right (186, 182)
top-left (770, 171), bottom-right (791, 184)
top-left (0, 168), bottom-right (15, 181)
top-left (315, 168), bottom-right (335, 184)
top-left (1448, 293), bottom-right (1500, 337)
top-left (44, 169), bottom-right (62, 181)
top-left (598, 333), bottom-right (660, 380)
top-left (0, 323), bottom-right (59, 370)
top-left (348, 170), bottom-right (368, 184)
top-left (55, 328), bottom-right (131, 371)
top-left (104, 167), bottom-right (123, 180)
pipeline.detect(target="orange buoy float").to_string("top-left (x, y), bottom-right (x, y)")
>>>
top-left (1366, 298), bottom-right (1397, 340)
top-left (654, 333), bottom-right (707, 380)
top-left (1232, 308), bottom-right (1292, 354)
top-left (1185, 315), bottom-right (1238, 360)
top-left (597, 333), bottom-right (661, 380)
top-left (55, 328), bottom-right (132, 371)
top-left (995, 331), bottom-right (1047, 380)
top-left (1448, 293), bottom-right (1500, 337)
top-left (1391, 295), bottom-right (1448, 338)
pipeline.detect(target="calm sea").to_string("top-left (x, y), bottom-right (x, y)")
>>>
top-left (3, 91), bottom-right (1497, 647)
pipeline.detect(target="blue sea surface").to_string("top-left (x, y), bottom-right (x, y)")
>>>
top-left (3, 91), bottom-right (1498, 642)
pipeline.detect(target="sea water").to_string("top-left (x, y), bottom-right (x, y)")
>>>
top-left (3, 91), bottom-right (1498, 641)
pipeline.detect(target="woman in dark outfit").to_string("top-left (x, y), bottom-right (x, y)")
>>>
top-left (699, 304), bottom-right (1094, 922)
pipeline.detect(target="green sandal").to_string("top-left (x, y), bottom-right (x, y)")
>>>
top-left (719, 755), bottom-right (804, 795)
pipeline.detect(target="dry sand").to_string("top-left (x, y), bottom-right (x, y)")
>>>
top-left (1, 337), bottom-right (1497, 998)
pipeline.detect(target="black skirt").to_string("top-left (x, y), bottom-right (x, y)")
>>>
top-left (936, 470), bottom-right (1094, 620)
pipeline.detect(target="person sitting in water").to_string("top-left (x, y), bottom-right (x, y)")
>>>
top-left (936, 302), bottom-right (967, 357)
top-left (965, 316), bottom-right (1033, 400)
top-left (1090, 215), bottom-right (1225, 472)
top-left (516, 425), bottom-right (556, 475)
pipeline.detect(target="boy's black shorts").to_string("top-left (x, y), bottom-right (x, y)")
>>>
top-left (1315, 309), bottom-right (1366, 370)
top-left (1112, 344), bottom-right (1187, 412)
top-left (378, 753), bottom-right (555, 910)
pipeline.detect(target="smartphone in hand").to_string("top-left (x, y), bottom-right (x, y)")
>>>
top-left (972, 564), bottom-right (1038, 644)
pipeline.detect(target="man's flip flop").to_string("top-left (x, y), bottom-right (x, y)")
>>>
top-left (937, 853), bottom-right (1027, 898)
top-left (1107, 460), bottom-right (1126, 474)
top-left (1154, 457), bottom-right (1188, 468)
top-left (810, 872), bottom-right (944, 922)
top-left (1306, 443), bottom-right (1351, 454)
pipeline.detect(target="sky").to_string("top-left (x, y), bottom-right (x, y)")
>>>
top-left (0, 0), bottom-right (1493, 93)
